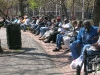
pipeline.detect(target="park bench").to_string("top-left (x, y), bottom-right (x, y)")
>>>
top-left (76, 49), bottom-right (100, 75)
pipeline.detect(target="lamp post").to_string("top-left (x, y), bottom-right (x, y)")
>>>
top-left (82, 0), bottom-right (84, 20)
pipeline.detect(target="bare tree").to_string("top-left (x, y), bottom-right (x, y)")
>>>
top-left (0, 0), bottom-right (18, 18)
top-left (93, 0), bottom-right (100, 26)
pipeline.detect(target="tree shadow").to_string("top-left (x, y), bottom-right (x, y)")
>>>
top-left (0, 47), bottom-right (37, 56)
top-left (47, 49), bottom-right (72, 67)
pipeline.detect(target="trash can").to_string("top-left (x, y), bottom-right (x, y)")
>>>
top-left (6, 24), bottom-right (22, 49)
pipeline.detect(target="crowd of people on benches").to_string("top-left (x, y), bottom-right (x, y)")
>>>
top-left (0, 15), bottom-right (100, 71)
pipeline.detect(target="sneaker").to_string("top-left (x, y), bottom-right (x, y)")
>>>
top-left (39, 38), bottom-right (45, 40)
top-left (59, 46), bottom-right (62, 49)
top-left (44, 40), bottom-right (50, 43)
top-left (53, 48), bottom-right (60, 52)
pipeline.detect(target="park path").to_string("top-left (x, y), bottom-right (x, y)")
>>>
top-left (24, 30), bottom-right (76, 75)
top-left (0, 28), bottom-right (63, 75)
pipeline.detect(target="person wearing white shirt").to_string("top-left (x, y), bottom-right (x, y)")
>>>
top-left (53, 19), bottom-right (72, 51)
top-left (63, 20), bottom-right (78, 50)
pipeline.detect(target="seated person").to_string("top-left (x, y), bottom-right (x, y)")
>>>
top-left (30, 16), bottom-right (36, 29)
top-left (39, 18), bottom-right (52, 38)
top-left (35, 16), bottom-right (45, 35)
top-left (63, 20), bottom-right (82, 50)
top-left (20, 15), bottom-right (28, 31)
top-left (52, 19), bottom-right (72, 51)
top-left (31, 16), bottom-right (40, 34)
top-left (39, 18), bottom-right (56, 40)
top-left (12, 16), bottom-right (18, 24)
top-left (69, 20), bottom-right (99, 69)
top-left (71, 27), bottom-right (100, 69)
top-left (44, 17), bottom-right (62, 43)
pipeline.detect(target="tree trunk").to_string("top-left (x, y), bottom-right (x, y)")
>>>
top-left (61, 0), bottom-right (68, 19)
top-left (19, 0), bottom-right (24, 17)
top-left (71, 0), bottom-right (75, 20)
top-left (86, 0), bottom-right (89, 19)
top-left (93, 0), bottom-right (100, 26)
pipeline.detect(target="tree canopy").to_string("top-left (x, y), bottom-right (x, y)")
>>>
top-left (28, 0), bottom-right (46, 9)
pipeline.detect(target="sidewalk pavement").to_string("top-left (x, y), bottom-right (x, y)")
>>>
top-left (24, 31), bottom-right (76, 75)
top-left (0, 28), bottom-right (63, 75)
top-left (0, 27), bottom-right (78, 75)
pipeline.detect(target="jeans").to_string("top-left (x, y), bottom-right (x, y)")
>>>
top-left (20, 24), bottom-right (26, 31)
top-left (40, 27), bottom-right (49, 37)
top-left (33, 24), bottom-right (38, 29)
top-left (79, 44), bottom-right (100, 60)
top-left (76, 44), bottom-right (100, 70)
top-left (35, 25), bottom-right (44, 35)
top-left (80, 44), bottom-right (91, 59)
top-left (56, 33), bottom-right (63, 49)
top-left (70, 41), bottom-right (84, 59)
top-left (79, 44), bottom-right (97, 69)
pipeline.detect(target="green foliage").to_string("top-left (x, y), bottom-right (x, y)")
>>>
top-left (28, 0), bottom-right (46, 9)
top-left (67, 0), bottom-right (73, 8)
top-left (28, 0), bottom-right (39, 9)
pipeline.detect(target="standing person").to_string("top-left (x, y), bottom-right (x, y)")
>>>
top-left (70, 20), bottom-right (99, 68)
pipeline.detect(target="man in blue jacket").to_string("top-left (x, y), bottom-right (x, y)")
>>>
top-left (70, 20), bottom-right (98, 68)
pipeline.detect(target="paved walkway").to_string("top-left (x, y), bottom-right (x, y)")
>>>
top-left (23, 31), bottom-right (76, 75)
top-left (0, 28), bottom-right (63, 75)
